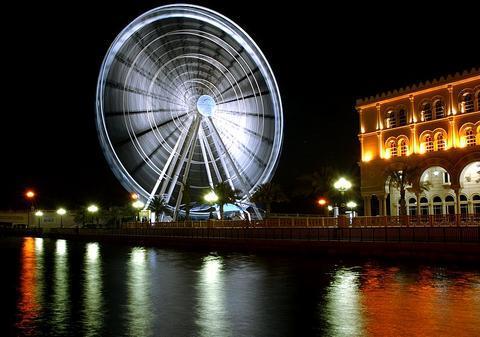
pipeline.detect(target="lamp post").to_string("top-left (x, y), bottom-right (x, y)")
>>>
top-left (317, 198), bottom-right (328, 216)
top-left (204, 191), bottom-right (218, 219)
top-left (132, 200), bottom-right (145, 222)
top-left (25, 190), bottom-right (35, 227)
top-left (35, 210), bottom-right (43, 227)
top-left (56, 208), bottom-right (66, 228)
top-left (334, 177), bottom-right (352, 214)
top-left (346, 201), bottom-right (357, 215)
top-left (87, 204), bottom-right (99, 226)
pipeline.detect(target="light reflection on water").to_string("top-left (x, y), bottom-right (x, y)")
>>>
top-left (5, 237), bottom-right (480, 337)
top-left (83, 242), bottom-right (103, 337)
top-left (196, 255), bottom-right (230, 337)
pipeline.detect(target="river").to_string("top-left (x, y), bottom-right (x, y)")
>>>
top-left (1, 236), bottom-right (479, 336)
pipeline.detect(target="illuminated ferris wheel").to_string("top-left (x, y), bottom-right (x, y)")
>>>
top-left (96, 4), bottom-right (283, 217)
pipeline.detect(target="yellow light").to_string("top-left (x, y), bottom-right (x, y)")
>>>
top-left (384, 149), bottom-right (391, 159)
top-left (363, 152), bottom-right (372, 162)
top-left (327, 205), bottom-right (333, 211)
top-left (318, 198), bottom-right (327, 206)
top-left (132, 200), bottom-right (145, 209)
top-left (361, 127), bottom-right (365, 134)
top-left (35, 210), bottom-right (44, 217)
top-left (56, 208), bottom-right (66, 216)
top-left (25, 190), bottom-right (35, 199)
top-left (87, 205), bottom-right (99, 213)
top-left (346, 201), bottom-right (357, 209)
top-left (131, 193), bottom-right (139, 200)
top-left (419, 143), bottom-right (426, 154)
top-left (204, 191), bottom-right (219, 203)
top-left (459, 138), bottom-right (467, 148)
top-left (334, 178), bottom-right (352, 192)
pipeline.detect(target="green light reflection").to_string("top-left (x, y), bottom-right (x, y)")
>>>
top-left (324, 267), bottom-right (364, 337)
top-left (127, 247), bottom-right (153, 337)
top-left (196, 255), bottom-right (230, 337)
top-left (52, 239), bottom-right (70, 334)
top-left (83, 242), bottom-right (103, 337)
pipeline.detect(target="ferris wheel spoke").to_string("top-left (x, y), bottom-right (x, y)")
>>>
top-left (106, 107), bottom-right (185, 117)
top-left (217, 67), bottom-right (260, 97)
top-left (213, 114), bottom-right (272, 145)
top-left (114, 112), bottom-right (189, 147)
top-left (216, 90), bottom-right (270, 106)
top-left (205, 117), bottom-right (253, 191)
top-left (198, 127), bottom-right (214, 188)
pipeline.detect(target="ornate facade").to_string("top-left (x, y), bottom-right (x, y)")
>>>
top-left (357, 69), bottom-right (480, 216)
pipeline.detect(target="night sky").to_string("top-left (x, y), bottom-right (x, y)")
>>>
top-left (1, 1), bottom-right (479, 210)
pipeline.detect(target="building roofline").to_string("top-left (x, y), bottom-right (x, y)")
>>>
top-left (356, 67), bottom-right (480, 108)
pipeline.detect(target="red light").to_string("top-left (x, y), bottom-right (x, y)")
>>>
top-left (318, 198), bottom-right (327, 206)
top-left (25, 190), bottom-right (35, 199)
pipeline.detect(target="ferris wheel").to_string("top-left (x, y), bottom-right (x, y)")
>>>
top-left (96, 4), bottom-right (283, 218)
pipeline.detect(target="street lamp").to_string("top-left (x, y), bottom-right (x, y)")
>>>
top-left (25, 189), bottom-right (36, 227)
top-left (35, 210), bottom-right (43, 227)
top-left (131, 193), bottom-right (139, 200)
top-left (132, 200), bottom-right (145, 222)
top-left (204, 191), bottom-right (218, 219)
top-left (87, 204), bottom-right (99, 225)
top-left (317, 198), bottom-right (328, 216)
top-left (334, 177), bottom-right (352, 214)
top-left (56, 208), bottom-right (66, 228)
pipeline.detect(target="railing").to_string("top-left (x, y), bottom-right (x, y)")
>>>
top-left (121, 214), bottom-right (480, 229)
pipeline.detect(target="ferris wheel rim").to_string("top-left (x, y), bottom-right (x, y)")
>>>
top-left (95, 4), bottom-right (283, 206)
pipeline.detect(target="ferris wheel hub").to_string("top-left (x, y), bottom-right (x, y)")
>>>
top-left (196, 95), bottom-right (217, 117)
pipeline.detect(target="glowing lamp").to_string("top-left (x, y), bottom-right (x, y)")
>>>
top-left (317, 198), bottom-right (327, 206)
top-left (87, 205), bottom-right (99, 213)
top-left (25, 190), bottom-right (35, 199)
top-left (131, 193), bottom-right (139, 200)
top-left (334, 178), bottom-right (352, 193)
top-left (204, 191), bottom-right (219, 203)
top-left (35, 210), bottom-right (44, 217)
top-left (346, 201), bottom-right (357, 209)
top-left (56, 208), bottom-right (66, 215)
top-left (132, 200), bottom-right (145, 209)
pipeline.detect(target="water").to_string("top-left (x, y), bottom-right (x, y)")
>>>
top-left (1, 236), bottom-right (479, 337)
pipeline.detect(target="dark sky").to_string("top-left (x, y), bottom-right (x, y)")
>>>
top-left (1, 0), bottom-right (479, 209)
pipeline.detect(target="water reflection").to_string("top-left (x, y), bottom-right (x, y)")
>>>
top-left (196, 255), bottom-right (230, 337)
top-left (52, 239), bottom-right (70, 334)
top-left (16, 237), bottom-right (41, 334)
top-left (83, 242), bottom-right (103, 336)
top-left (127, 247), bottom-right (153, 337)
top-left (325, 267), bottom-right (364, 336)
top-left (359, 265), bottom-right (480, 336)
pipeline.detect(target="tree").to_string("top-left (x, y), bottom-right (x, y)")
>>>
top-left (250, 182), bottom-right (288, 218)
top-left (385, 164), bottom-right (422, 216)
top-left (407, 181), bottom-right (431, 216)
top-left (212, 182), bottom-right (242, 220)
top-left (294, 167), bottom-right (335, 198)
top-left (148, 196), bottom-right (170, 222)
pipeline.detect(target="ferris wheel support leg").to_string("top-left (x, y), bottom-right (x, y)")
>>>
top-left (198, 127), bottom-right (214, 188)
top-left (171, 116), bottom-right (202, 220)
top-left (206, 118), bottom-right (252, 194)
top-left (144, 124), bottom-right (189, 209)
top-left (157, 117), bottom-right (195, 201)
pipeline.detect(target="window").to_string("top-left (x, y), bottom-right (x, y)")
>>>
top-left (422, 103), bottom-right (432, 121)
top-left (387, 111), bottom-right (396, 128)
top-left (435, 133), bottom-right (446, 151)
top-left (460, 194), bottom-right (469, 218)
top-left (425, 135), bottom-right (434, 152)
top-left (420, 197), bottom-right (429, 215)
top-left (434, 100), bottom-right (445, 118)
top-left (466, 128), bottom-right (476, 147)
top-left (399, 139), bottom-right (408, 156)
top-left (473, 195), bottom-right (480, 216)
top-left (443, 172), bottom-right (450, 184)
top-left (462, 93), bottom-right (474, 113)
top-left (389, 140), bottom-right (397, 157)
top-left (445, 195), bottom-right (454, 202)
top-left (433, 196), bottom-right (443, 215)
top-left (398, 109), bottom-right (407, 126)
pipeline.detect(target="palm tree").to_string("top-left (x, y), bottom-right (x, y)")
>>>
top-left (385, 164), bottom-right (422, 216)
top-left (250, 182), bottom-right (288, 218)
top-left (212, 182), bottom-right (242, 220)
top-left (295, 167), bottom-right (335, 197)
top-left (407, 181), bottom-right (431, 216)
top-left (148, 196), bottom-right (170, 222)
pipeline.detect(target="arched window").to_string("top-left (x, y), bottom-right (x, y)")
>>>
top-left (398, 109), bottom-right (407, 126)
top-left (422, 102), bottom-right (432, 121)
top-left (389, 140), bottom-right (397, 157)
top-left (420, 197), bottom-right (429, 215)
top-left (466, 128), bottom-right (476, 147)
top-left (460, 194), bottom-right (468, 217)
top-left (434, 100), bottom-right (445, 118)
top-left (445, 195), bottom-right (454, 202)
top-left (425, 135), bottom-right (434, 152)
top-left (433, 196), bottom-right (443, 215)
top-left (473, 195), bottom-right (480, 216)
top-left (435, 133), bottom-right (446, 151)
top-left (387, 111), bottom-right (396, 128)
top-left (461, 93), bottom-right (474, 113)
top-left (399, 139), bottom-right (408, 156)
top-left (408, 197), bottom-right (417, 216)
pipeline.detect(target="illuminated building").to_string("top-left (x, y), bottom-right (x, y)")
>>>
top-left (357, 69), bottom-right (480, 216)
